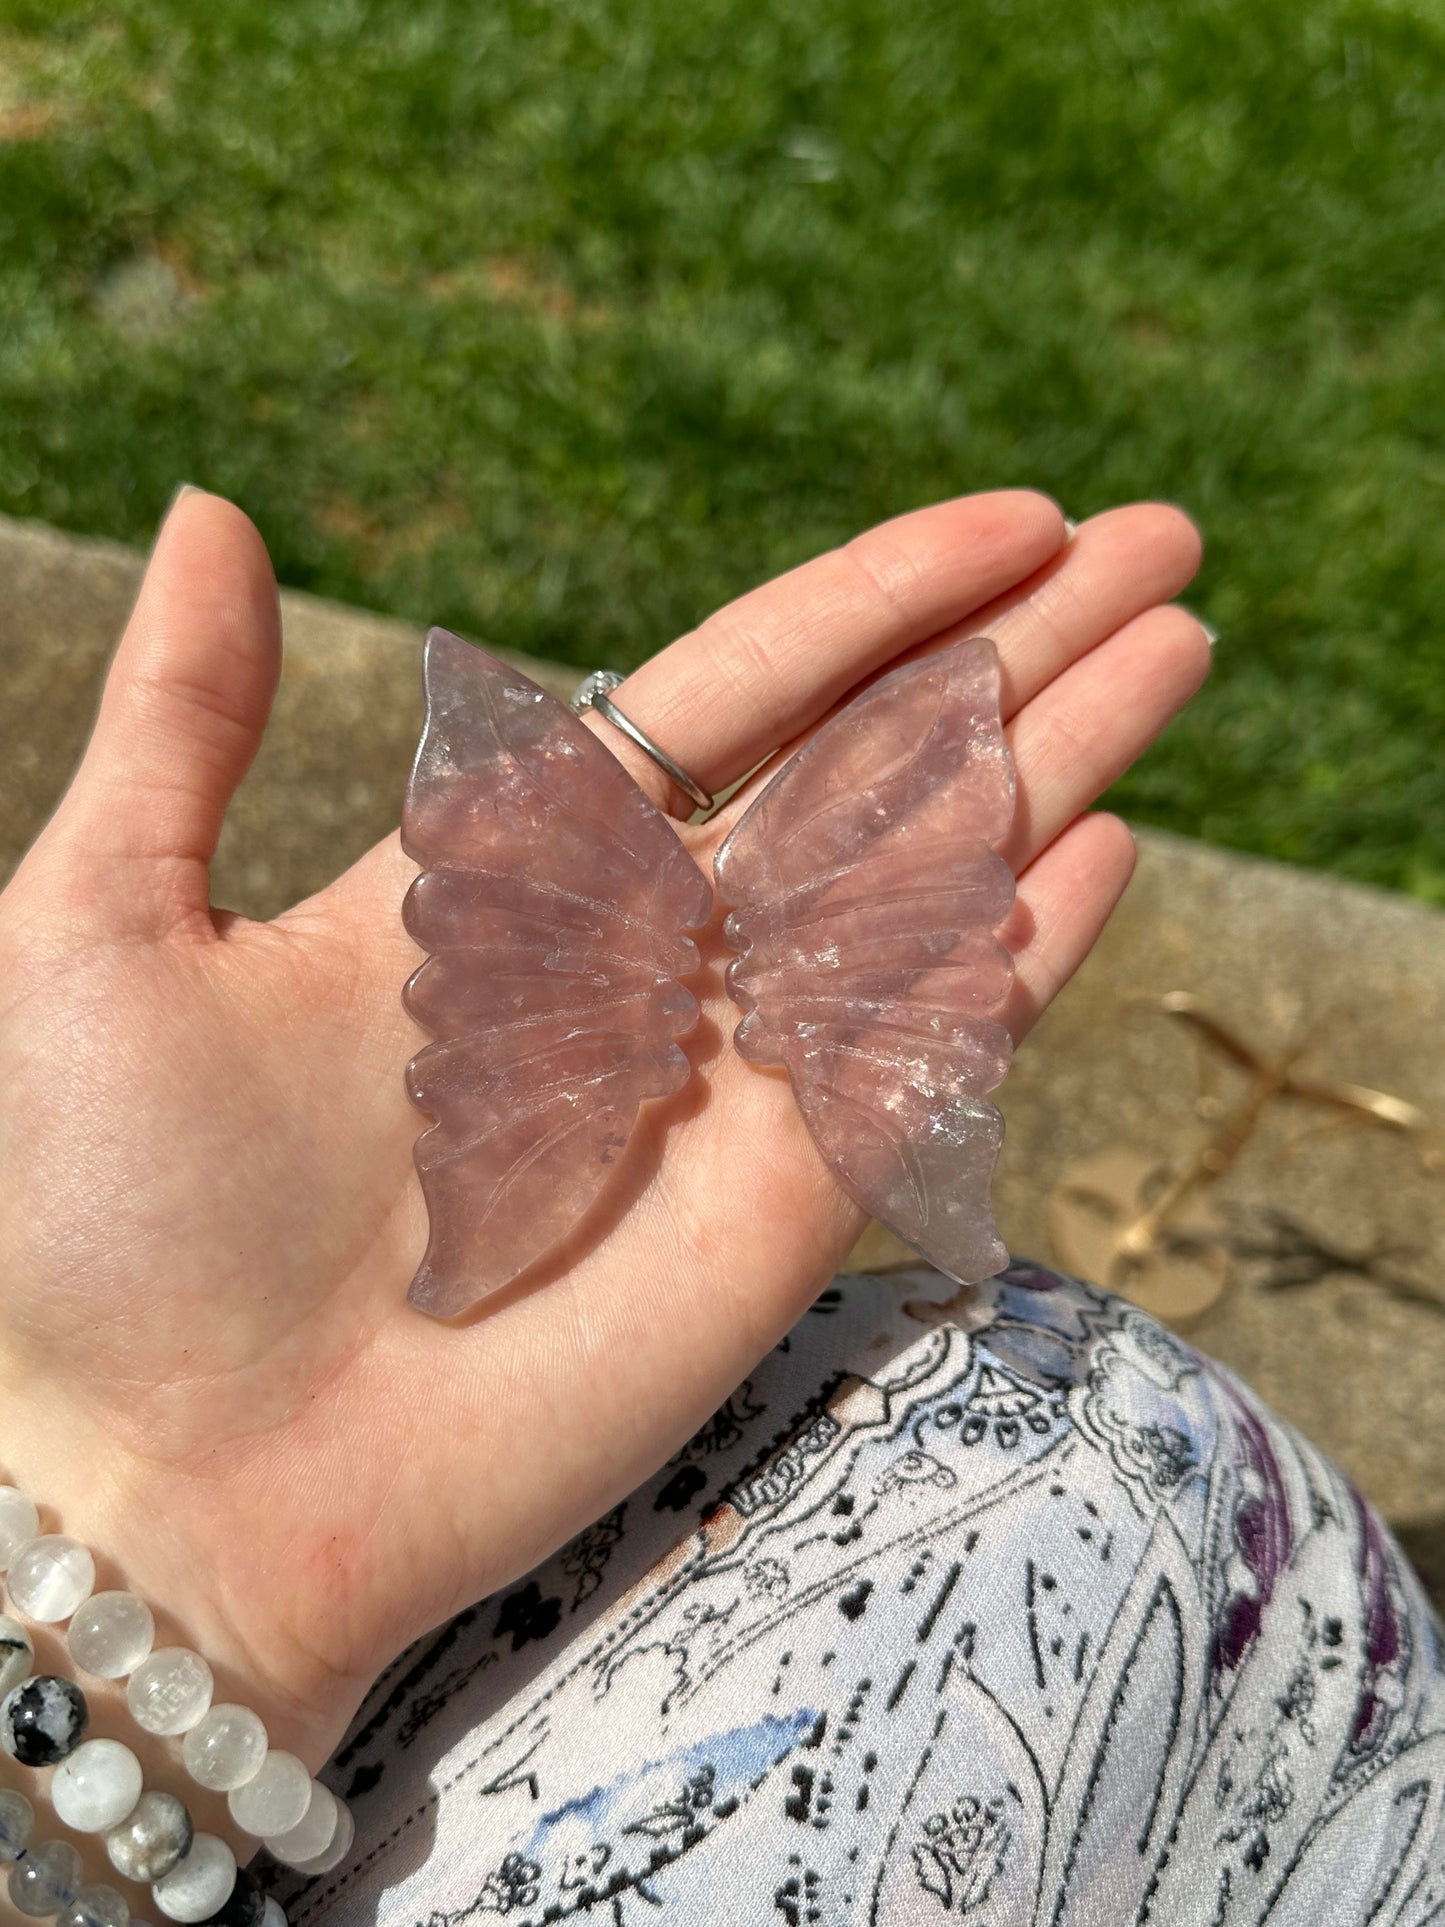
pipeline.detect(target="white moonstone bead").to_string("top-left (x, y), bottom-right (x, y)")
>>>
top-left (70, 1592), bottom-right (155, 1679)
top-left (62, 1883), bottom-right (131, 1927)
top-left (52, 1738), bottom-right (144, 1833)
top-left (181, 1703), bottom-right (267, 1792)
top-left (0, 1613), bottom-right (33, 1694)
top-left (226, 1749), bottom-right (310, 1835)
top-left (261, 1900), bottom-right (287, 1927)
top-left (126, 1648), bottom-right (213, 1736)
top-left (7, 1535), bottom-right (96, 1622)
top-left (289, 1798), bottom-right (354, 1875)
top-left (0, 1490), bottom-right (39, 1571)
top-left (152, 1835), bottom-right (235, 1925)
top-left (263, 1782), bottom-right (337, 1868)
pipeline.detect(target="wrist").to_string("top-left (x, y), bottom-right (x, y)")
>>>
top-left (0, 1443), bottom-right (356, 1926)
top-left (0, 1367), bottom-right (363, 1772)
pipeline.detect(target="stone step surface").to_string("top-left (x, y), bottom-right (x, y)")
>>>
top-left (3, 511), bottom-right (1442, 1598)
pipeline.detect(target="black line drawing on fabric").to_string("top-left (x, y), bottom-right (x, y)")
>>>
top-left (724, 1376), bottom-right (854, 1514)
top-left (558, 1506), bottom-right (627, 1611)
top-left (773, 1855), bottom-right (822, 1923)
top-left (419, 1850), bottom-right (543, 1925)
top-left (473, 1850), bottom-right (540, 1916)
top-left (557, 1842), bottom-right (612, 1900)
top-left (397, 1654), bottom-right (502, 1751)
top-left (597, 1596), bottom-right (741, 1711)
top-left (875, 1451), bottom-right (956, 1497)
top-left (746, 1557), bottom-right (792, 1601)
top-left (333, 1609), bottom-right (484, 1772)
top-left (622, 1764), bottom-right (718, 1843)
top-left (653, 1465), bottom-right (709, 1513)
top-left (669, 1382), bottom-right (767, 1462)
top-left (732, 1412), bottom-right (845, 1517)
top-left (912, 1793), bottom-right (1012, 1913)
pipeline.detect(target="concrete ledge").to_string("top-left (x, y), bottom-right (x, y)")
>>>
top-left (996, 832), bottom-right (1444, 1572)
top-left (0, 511), bottom-right (574, 919)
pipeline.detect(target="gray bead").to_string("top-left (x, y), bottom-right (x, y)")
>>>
top-left (10, 1840), bottom-right (84, 1918)
top-left (105, 1791), bottom-right (194, 1885)
top-left (61, 1883), bottom-right (130, 1927)
top-left (0, 1615), bottom-right (34, 1695)
top-left (0, 1788), bottom-right (33, 1863)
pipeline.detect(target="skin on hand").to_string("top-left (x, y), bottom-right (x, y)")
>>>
top-left (0, 487), bottom-right (1206, 1772)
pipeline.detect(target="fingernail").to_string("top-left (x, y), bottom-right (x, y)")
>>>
top-left (1181, 603), bottom-right (1217, 646)
top-left (164, 481), bottom-right (200, 518)
top-left (1063, 517), bottom-right (1079, 536)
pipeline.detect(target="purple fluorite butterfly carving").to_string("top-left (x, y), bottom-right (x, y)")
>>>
top-left (401, 629), bottom-right (712, 1316)
top-left (401, 628), bottom-right (1016, 1312)
top-left (713, 638), bottom-right (1017, 1284)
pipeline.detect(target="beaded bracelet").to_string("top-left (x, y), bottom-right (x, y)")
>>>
top-left (0, 1483), bottom-right (351, 1921)
top-left (0, 1792), bottom-right (288, 1927)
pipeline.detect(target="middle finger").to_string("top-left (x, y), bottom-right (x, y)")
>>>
top-left (585, 489), bottom-right (1066, 816)
top-left (705, 500), bottom-right (1203, 838)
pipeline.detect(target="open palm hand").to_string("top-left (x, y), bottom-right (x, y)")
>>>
top-left (0, 488), bottom-right (1205, 1767)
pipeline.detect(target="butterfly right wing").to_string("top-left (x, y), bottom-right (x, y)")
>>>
top-left (714, 639), bottom-right (1017, 1284)
top-left (401, 630), bottom-right (712, 1316)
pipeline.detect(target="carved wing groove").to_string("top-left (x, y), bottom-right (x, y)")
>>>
top-left (401, 629), bottom-right (711, 1315)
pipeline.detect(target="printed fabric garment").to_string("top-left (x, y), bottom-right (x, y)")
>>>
top-left (274, 1263), bottom-right (1445, 1926)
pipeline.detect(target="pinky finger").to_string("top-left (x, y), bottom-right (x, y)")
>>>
top-left (1001, 813), bottom-right (1138, 1043)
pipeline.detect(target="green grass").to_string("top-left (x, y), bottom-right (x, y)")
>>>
top-left (2, 0), bottom-right (1444, 897)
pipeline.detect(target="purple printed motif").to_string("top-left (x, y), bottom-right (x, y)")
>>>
top-left (998, 1256), bottom-right (1067, 1293)
top-left (1210, 1376), bottom-right (1295, 1675)
top-left (1349, 1490), bottom-right (1409, 1757)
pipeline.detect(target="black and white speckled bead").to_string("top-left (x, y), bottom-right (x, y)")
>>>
top-left (199, 1867), bottom-right (264, 1927)
top-left (0, 1675), bottom-right (88, 1768)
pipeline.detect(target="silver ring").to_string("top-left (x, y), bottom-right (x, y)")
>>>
top-left (571, 671), bottom-right (714, 813)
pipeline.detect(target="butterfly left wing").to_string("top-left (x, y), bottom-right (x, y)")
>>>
top-left (713, 638), bottom-right (1016, 1284)
top-left (401, 630), bottom-right (712, 1316)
